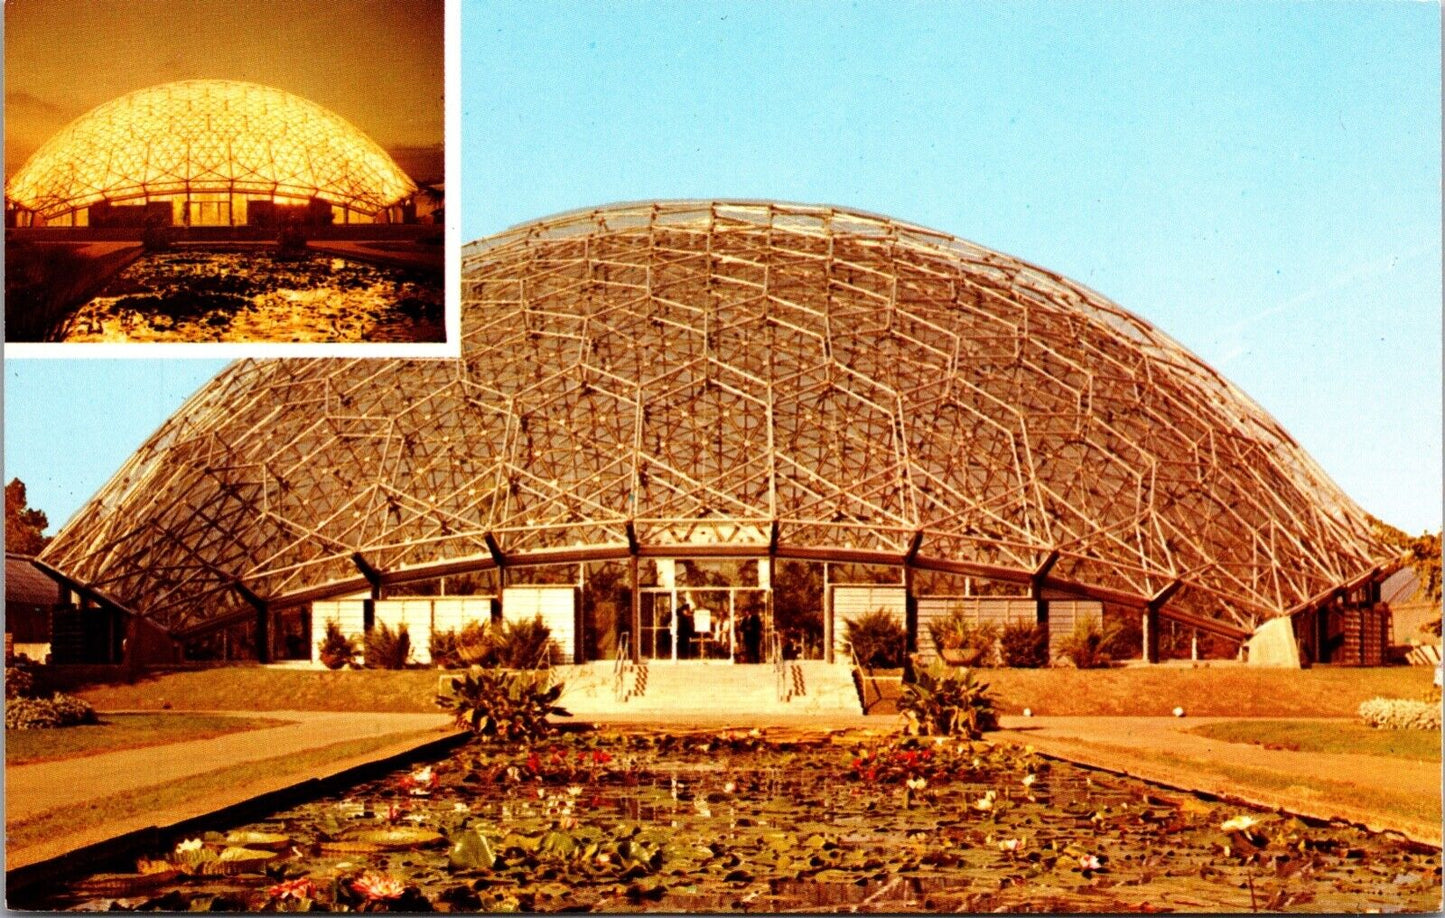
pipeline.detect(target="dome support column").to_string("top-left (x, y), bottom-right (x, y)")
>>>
top-left (1144, 580), bottom-right (1184, 664)
top-left (903, 531), bottom-right (924, 656)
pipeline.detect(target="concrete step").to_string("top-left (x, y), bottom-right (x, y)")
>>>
top-left (552, 661), bottom-right (862, 717)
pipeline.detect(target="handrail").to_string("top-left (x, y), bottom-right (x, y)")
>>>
top-left (613, 632), bottom-right (631, 701)
top-left (771, 631), bottom-right (790, 702)
top-left (842, 638), bottom-right (888, 711)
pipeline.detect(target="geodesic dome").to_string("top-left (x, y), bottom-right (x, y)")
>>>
top-left (5, 80), bottom-right (416, 219)
top-left (40, 201), bottom-right (1395, 639)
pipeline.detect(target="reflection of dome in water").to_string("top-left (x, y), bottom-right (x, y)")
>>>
top-left (42, 201), bottom-right (1393, 640)
top-left (5, 80), bottom-right (415, 221)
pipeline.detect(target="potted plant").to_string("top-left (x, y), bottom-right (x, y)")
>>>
top-left (928, 610), bottom-right (998, 666)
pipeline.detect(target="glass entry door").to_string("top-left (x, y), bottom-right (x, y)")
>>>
top-left (638, 591), bottom-right (673, 660)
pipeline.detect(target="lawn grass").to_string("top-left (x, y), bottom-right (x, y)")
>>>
top-left (6, 713), bottom-right (293, 766)
top-left (5, 730), bottom-right (435, 853)
top-left (879, 665), bottom-right (1436, 717)
top-left (68, 667), bottom-right (444, 713)
top-left (1045, 735), bottom-right (1441, 838)
top-left (62, 663), bottom-right (1437, 718)
top-left (1187, 719), bottom-right (1441, 762)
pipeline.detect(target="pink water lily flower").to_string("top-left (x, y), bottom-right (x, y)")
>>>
top-left (352, 872), bottom-right (407, 901)
top-left (268, 878), bottom-right (317, 901)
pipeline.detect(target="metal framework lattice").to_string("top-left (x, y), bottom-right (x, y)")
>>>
top-left (5, 80), bottom-right (416, 219)
top-left (40, 201), bottom-right (1394, 639)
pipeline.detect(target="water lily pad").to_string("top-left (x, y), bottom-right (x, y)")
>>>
top-left (73, 870), bottom-right (182, 897)
top-left (208, 847), bottom-right (278, 875)
top-left (223, 830), bottom-right (293, 851)
top-left (345, 827), bottom-right (446, 850)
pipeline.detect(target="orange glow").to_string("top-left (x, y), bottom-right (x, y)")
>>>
top-left (6, 80), bottom-right (416, 219)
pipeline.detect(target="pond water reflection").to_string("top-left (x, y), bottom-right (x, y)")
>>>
top-left (59, 250), bottom-right (444, 343)
top-left (24, 731), bottom-right (1442, 913)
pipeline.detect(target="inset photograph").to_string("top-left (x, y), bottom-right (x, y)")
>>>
top-left (4, 0), bottom-right (445, 345)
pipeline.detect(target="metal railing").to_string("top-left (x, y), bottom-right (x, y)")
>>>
top-left (770, 632), bottom-right (791, 702)
top-left (843, 638), bottom-right (894, 712)
top-left (613, 631), bottom-right (631, 702)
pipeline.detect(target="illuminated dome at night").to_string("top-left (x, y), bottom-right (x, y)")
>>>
top-left (5, 80), bottom-right (416, 225)
top-left (40, 201), bottom-right (1397, 659)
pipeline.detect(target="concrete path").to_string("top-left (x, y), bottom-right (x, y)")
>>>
top-left (995, 716), bottom-right (1442, 846)
top-left (7, 711), bottom-right (454, 872)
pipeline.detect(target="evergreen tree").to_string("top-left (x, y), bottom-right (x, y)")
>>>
top-left (5, 478), bottom-right (50, 556)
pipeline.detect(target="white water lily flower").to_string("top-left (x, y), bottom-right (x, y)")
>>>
top-left (723, 780), bottom-right (737, 794)
top-left (566, 785), bottom-right (583, 797)
top-left (453, 803), bottom-right (470, 813)
top-left (998, 838), bottom-right (1021, 853)
top-left (1220, 815), bottom-right (1259, 833)
top-left (1078, 854), bottom-right (1102, 871)
top-left (973, 791), bottom-right (996, 811)
top-left (906, 777), bottom-right (927, 791)
top-left (175, 838), bottom-right (203, 853)
top-left (1021, 774), bottom-right (1037, 787)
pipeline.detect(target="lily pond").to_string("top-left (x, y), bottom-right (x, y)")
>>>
top-left (26, 730), bottom-right (1441, 913)
top-left (59, 250), bottom-right (444, 343)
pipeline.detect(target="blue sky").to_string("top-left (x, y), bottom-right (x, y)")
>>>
top-left (5, 1), bottom-right (1441, 536)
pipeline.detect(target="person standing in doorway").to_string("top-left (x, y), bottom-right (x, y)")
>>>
top-left (740, 608), bottom-right (763, 663)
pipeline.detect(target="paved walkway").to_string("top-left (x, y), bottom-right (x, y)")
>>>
top-left (7, 711), bottom-right (454, 872)
top-left (994, 716), bottom-right (1442, 846)
top-left (310, 241), bottom-right (443, 272)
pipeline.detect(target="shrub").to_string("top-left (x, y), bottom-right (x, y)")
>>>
top-left (436, 669), bottom-right (570, 740)
top-left (898, 662), bottom-right (999, 739)
top-left (317, 620), bottom-right (358, 670)
top-left (364, 622), bottom-right (411, 669)
top-left (845, 609), bottom-right (907, 669)
top-left (1055, 615), bottom-right (1120, 669)
top-left (6, 661), bottom-right (38, 699)
top-left (6, 693), bottom-right (97, 730)
top-left (999, 621), bottom-right (1049, 668)
top-left (927, 609), bottom-right (998, 666)
top-left (429, 628), bottom-right (461, 668)
top-left (1357, 697), bottom-right (1441, 731)
top-left (495, 616), bottom-right (557, 669)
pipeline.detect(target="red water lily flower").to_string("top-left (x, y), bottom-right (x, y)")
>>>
top-left (591, 750), bottom-right (611, 765)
